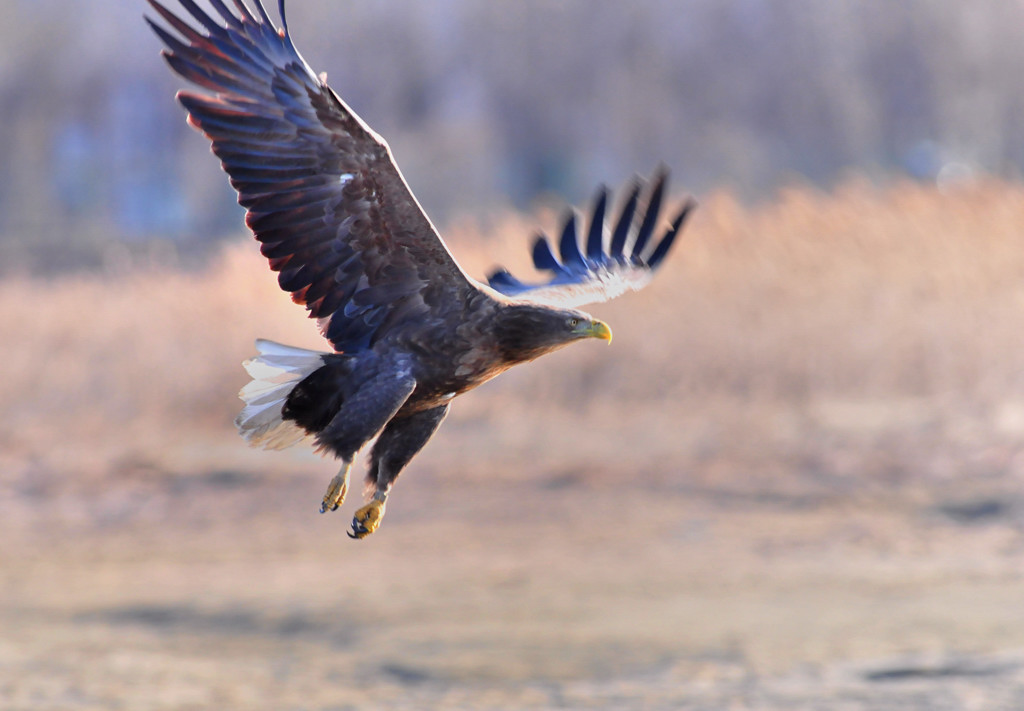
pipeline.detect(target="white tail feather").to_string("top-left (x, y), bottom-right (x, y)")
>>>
top-left (235, 339), bottom-right (327, 450)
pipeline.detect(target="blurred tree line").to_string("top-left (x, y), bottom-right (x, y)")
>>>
top-left (2, 0), bottom-right (1023, 271)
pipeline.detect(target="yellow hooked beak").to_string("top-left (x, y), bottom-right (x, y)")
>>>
top-left (584, 318), bottom-right (613, 344)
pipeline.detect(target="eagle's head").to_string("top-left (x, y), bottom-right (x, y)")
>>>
top-left (493, 303), bottom-right (612, 364)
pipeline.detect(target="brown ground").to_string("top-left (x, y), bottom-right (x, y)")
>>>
top-left (5, 178), bottom-right (1024, 709)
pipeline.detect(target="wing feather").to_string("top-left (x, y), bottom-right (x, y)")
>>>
top-left (487, 168), bottom-right (694, 309)
top-left (148, 0), bottom-right (478, 352)
top-left (585, 189), bottom-right (608, 260)
top-left (608, 183), bottom-right (639, 260)
top-left (557, 213), bottom-right (585, 269)
top-left (630, 171), bottom-right (665, 257)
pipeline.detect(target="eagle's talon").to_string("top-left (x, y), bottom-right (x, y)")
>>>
top-left (349, 499), bottom-right (386, 539)
top-left (320, 469), bottom-right (350, 514)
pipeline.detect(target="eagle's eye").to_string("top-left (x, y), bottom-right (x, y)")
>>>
top-left (568, 317), bottom-right (579, 328)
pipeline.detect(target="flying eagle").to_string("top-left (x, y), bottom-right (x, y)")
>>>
top-left (148, 0), bottom-right (694, 538)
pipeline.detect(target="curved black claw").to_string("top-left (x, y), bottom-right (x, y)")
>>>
top-left (347, 499), bottom-right (385, 539)
top-left (347, 518), bottom-right (371, 539)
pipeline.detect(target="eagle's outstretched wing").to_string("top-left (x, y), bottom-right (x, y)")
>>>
top-left (487, 168), bottom-right (695, 309)
top-left (147, 0), bottom-right (477, 352)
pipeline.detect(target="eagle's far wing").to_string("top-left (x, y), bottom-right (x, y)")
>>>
top-left (487, 168), bottom-right (694, 309)
top-left (147, 0), bottom-right (477, 352)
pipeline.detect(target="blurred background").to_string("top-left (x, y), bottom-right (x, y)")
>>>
top-left (4, 0), bottom-right (1024, 270)
top-left (6, 1), bottom-right (1024, 709)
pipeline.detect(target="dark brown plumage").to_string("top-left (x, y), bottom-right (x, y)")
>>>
top-left (148, 0), bottom-right (693, 538)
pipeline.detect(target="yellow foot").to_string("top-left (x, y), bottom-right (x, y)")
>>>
top-left (348, 498), bottom-right (386, 539)
top-left (319, 469), bottom-right (350, 514)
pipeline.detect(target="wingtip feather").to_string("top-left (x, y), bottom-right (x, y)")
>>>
top-left (557, 211), bottom-right (585, 268)
top-left (631, 169), bottom-right (668, 258)
top-left (531, 235), bottom-right (562, 272)
top-left (279, 0), bottom-right (289, 33)
top-left (488, 168), bottom-right (692, 308)
top-left (586, 188), bottom-right (609, 260)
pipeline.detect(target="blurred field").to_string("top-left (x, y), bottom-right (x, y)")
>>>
top-left (6, 178), bottom-right (1024, 709)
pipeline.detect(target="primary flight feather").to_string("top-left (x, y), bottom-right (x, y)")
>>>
top-left (148, 0), bottom-right (694, 538)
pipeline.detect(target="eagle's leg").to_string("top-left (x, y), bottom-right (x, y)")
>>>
top-left (313, 369), bottom-right (416, 520)
top-left (349, 403), bottom-right (450, 539)
top-left (319, 459), bottom-right (352, 513)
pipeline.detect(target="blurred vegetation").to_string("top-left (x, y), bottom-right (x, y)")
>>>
top-left (2, 0), bottom-right (1023, 271)
top-left (8, 177), bottom-right (1024, 449)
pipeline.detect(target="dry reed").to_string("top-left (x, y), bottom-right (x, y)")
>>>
top-left (6, 176), bottom-right (1024, 479)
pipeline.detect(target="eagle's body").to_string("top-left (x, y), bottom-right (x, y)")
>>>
top-left (148, 0), bottom-right (693, 537)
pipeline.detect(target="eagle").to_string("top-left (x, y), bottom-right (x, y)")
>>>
top-left (148, 0), bottom-right (694, 538)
